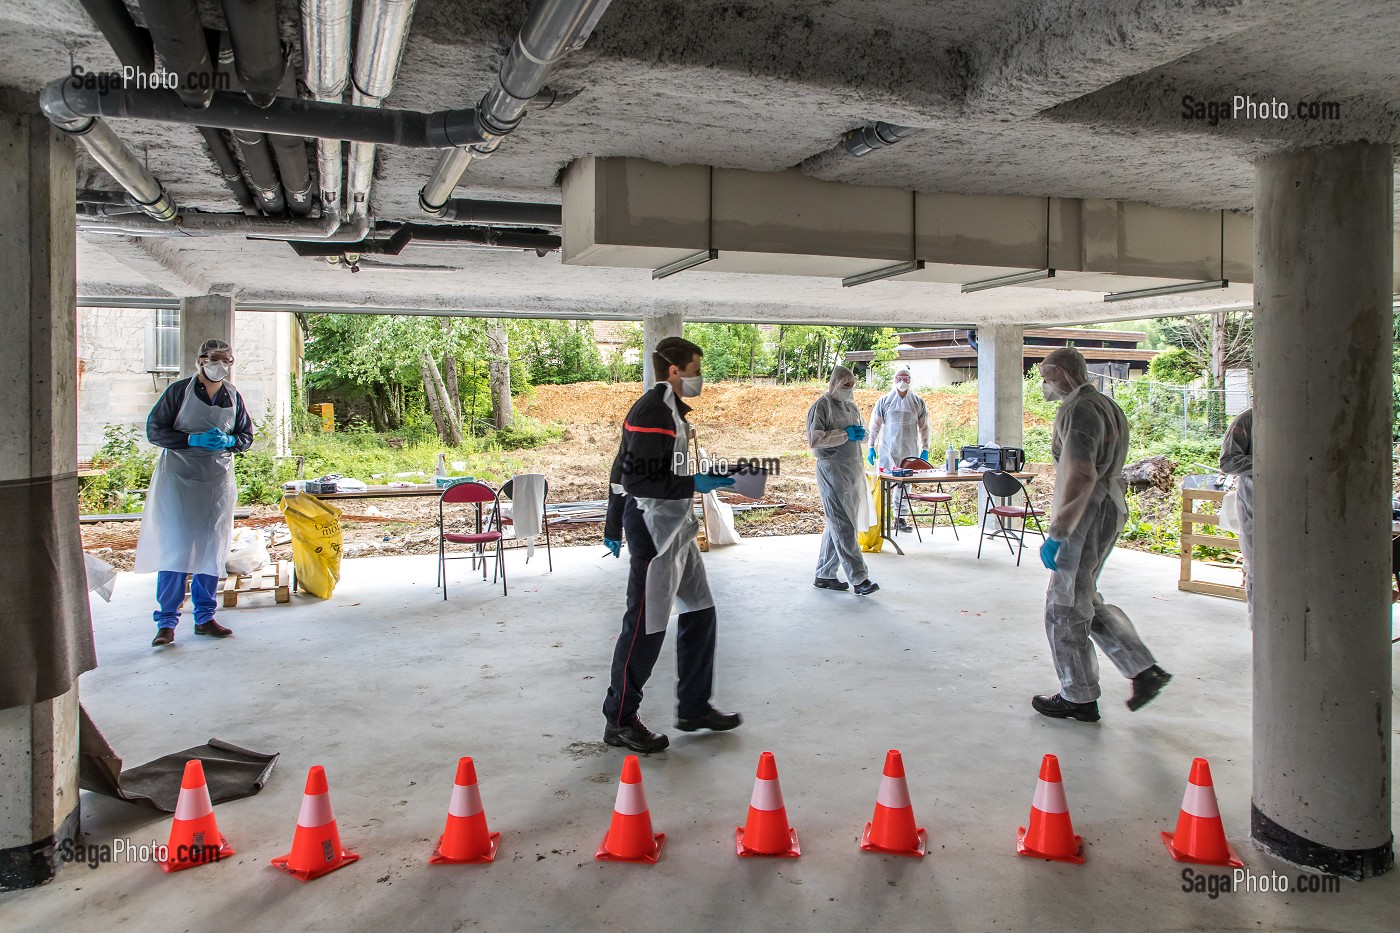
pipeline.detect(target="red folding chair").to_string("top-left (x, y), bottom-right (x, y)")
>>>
top-left (976, 470), bottom-right (1045, 566)
top-left (437, 482), bottom-right (506, 599)
top-left (899, 456), bottom-right (958, 542)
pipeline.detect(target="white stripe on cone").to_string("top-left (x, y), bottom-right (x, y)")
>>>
top-left (749, 777), bottom-right (784, 811)
top-left (173, 785), bottom-right (213, 822)
top-left (875, 775), bottom-right (911, 810)
top-left (448, 784), bottom-right (484, 819)
top-left (1031, 779), bottom-right (1069, 814)
top-left (1181, 782), bottom-right (1221, 819)
top-left (614, 780), bottom-right (648, 816)
top-left (297, 791), bottom-right (335, 828)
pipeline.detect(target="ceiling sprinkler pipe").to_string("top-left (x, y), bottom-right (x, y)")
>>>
top-left (76, 209), bottom-right (370, 240)
top-left (301, 0), bottom-right (353, 213)
top-left (842, 122), bottom-right (920, 157)
top-left (347, 0), bottom-right (419, 218)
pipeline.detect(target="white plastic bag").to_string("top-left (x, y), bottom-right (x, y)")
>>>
top-left (84, 553), bottom-right (118, 602)
top-left (701, 491), bottom-right (741, 547)
top-left (225, 527), bottom-right (270, 576)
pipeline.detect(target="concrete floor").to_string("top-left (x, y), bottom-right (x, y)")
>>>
top-left (3, 531), bottom-right (1397, 932)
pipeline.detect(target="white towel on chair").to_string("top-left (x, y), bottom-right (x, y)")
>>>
top-left (510, 473), bottom-right (547, 559)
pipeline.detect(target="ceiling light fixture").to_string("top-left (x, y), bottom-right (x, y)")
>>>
top-left (651, 249), bottom-right (718, 280)
top-left (1104, 279), bottom-right (1229, 302)
top-left (961, 269), bottom-right (1055, 293)
top-left (842, 260), bottom-right (924, 288)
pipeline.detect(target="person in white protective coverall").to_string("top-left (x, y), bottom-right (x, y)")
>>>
top-left (1219, 408), bottom-right (1254, 623)
top-left (807, 366), bottom-right (879, 595)
top-left (867, 369), bottom-right (928, 532)
top-left (1032, 347), bottom-right (1171, 722)
top-left (598, 336), bottom-right (742, 754)
top-left (135, 338), bottom-right (252, 648)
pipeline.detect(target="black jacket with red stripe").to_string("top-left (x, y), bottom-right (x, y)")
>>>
top-left (604, 383), bottom-right (695, 541)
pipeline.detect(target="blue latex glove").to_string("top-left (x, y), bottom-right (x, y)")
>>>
top-left (919, 449), bottom-right (929, 461)
top-left (187, 431), bottom-right (221, 450)
top-left (602, 537), bottom-right (621, 558)
top-left (1040, 537), bottom-right (1062, 571)
top-left (220, 433), bottom-right (238, 449)
top-left (694, 473), bottom-right (736, 494)
top-left (845, 425), bottom-right (867, 442)
top-left (867, 448), bottom-right (877, 466)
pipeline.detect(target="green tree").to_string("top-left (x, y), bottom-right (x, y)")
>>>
top-left (1148, 347), bottom-right (1203, 384)
top-left (511, 319), bottom-right (607, 385)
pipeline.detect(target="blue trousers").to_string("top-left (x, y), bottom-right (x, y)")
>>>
top-left (154, 571), bottom-right (219, 629)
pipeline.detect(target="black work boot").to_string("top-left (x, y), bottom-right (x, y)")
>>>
top-left (675, 707), bottom-right (742, 732)
top-left (1031, 693), bottom-right (1101, 723)
top-left (1127, 665), bottom-right (1172, 711)
top-left (814, 577), bottom-right (849, 591)
top-left (603, 715), bottom-right (669, 753)
top-left (853, 579), bottom-right (880, 596)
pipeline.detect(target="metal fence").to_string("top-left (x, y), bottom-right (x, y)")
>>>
top-left (1099, 372), bottom-right (1247, 443)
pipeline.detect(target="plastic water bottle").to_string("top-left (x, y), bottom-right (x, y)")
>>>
top-left (434, 452), bottom-right (448, 479)
top-left (945, 447), bottom-right (956, 474)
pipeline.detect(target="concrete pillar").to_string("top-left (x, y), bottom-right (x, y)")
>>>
top-left (641, 311), bottom-right (684, 386)
top-left (0, 104), bottom-right (91, 890)
top-left (1252, 142), bottom-right (1394, 879)
top-left (179, 294), bottom-right (235, 377)
top-left (976, 324), bottom-right (1025, 448)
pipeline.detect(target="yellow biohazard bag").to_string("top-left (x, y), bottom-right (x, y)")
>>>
top-left (280, 493), bottom-right (343, 598)
top-left (858, 471), bottom-right (884, 553)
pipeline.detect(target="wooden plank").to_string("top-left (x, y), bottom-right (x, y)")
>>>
top-left (1183, 533), bottom-right (1240, 549)
top-left (1183, 489), bottom-right (1226, 502)
top-left (1180, 580), bottom-right (1246, 601)
top-left (275, 560), bottom-right (291, 603)
top-left (1183, 510), bottom-right (1223, 524)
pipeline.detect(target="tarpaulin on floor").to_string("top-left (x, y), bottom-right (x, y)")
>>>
top-left (78, 705), bottom-right (278, 812)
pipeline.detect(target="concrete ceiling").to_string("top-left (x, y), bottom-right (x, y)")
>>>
top-left (5, 0), bottom-right (1396, 325)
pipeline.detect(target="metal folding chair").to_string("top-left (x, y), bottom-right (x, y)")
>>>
top-left (976, 470), bottom-right (1045, 566)
top-left (437, 481), bottom-right (506, 598)
top-left (898, 456), bottom-right (958, 542)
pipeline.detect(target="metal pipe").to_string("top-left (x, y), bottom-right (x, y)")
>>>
top-left (301, 0), bottom-right (352, 213)
top-left (231, 130), bottom-right (286, 214)
top-left (76, 210), bottom-right (370, 240)
top-left (219, 0), bottom-right (287, 108)
top-left (432, 199), bottom-right (561, 226)
top-left (347, 0), bottom-right (419, 219)
top-left (286, 223), bottom-right (561, 255)
top-left (419, 0), bottom-right (612, 215)
top-left (198, 126), bottom-right (259, 214)
top-left (842, 122), bottom-right (920, 157)
top-left (268, 134), bottom-right (314, 214)
top-left (137, 0), bottom-right (216, 109)
top-left (40, 79), bottom-right (479, 149)
top-left (76, 0), bottom-right (155, 71)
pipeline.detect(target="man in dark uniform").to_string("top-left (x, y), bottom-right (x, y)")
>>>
top-left (599, 336), bottom-right (742, 753)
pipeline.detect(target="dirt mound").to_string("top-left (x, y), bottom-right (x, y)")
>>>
top-left (520, 382), bottom-right (980, 432)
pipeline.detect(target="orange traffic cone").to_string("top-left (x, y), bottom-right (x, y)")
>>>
top-left (1016, 754), bottom-right (1085, 863)
top-left (431, 757), bottom-right (500, 865)
top-left (161, 759), bottom-right (234, 872)
top-left (861, 750), bottom-right (926, 857)
top-left (1161, 758), bottom-right (1243, 867)
top-left (595, 755), bottom-right (664, 863)
top-left (271, 765), bottom-right (360, 881)
top-left (736, 751), bottom-right (800, 857)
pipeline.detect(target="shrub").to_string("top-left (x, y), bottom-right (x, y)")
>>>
top-left (1148, 347), bottom-right (1202, 384)
top-left (81, 424), bottom-right (158, 514)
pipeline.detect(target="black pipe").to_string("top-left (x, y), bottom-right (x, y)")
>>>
top-left (198, 126), bottom-right (259, 215)
top-left (231, 130), bottom-right (286, 214)
top-left (268, 135), bottom-right (313, 215)
top-left (219, 0), bottom-right (286, 108)
top-left (42, 80), bottom-right (486, 149)
top-left (434, 199), bottom-right (562, 227)
top-left (137, 0), bottom-right (217, 109)
top-left (77, 0), bottom-right (155, 71)
top-left (77, 201), bottom-right (145, 217)
top-left (77, 188), bottom-right (137, 206)
top-left (842, 122), bottom-right (920, 157)
top-left (286, 224), bottom-right (561, 257)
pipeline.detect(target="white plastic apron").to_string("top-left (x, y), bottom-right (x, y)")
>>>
top-left (634, 385), bottom-right (714, 634)
top-left (133, 378), bottom-right (238, 577)
top-left (873, 391), bottom-right (924, 470)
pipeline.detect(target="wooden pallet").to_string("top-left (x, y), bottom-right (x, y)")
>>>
top-left (1179, 488), bottom-right (1245, 601)
top-left (219, 560), bottom-right (292, 608)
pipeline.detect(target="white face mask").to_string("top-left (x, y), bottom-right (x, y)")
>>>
top-left (1041, 381), bottom-right (1065, 401)
top-left (894, 380), bottom-right (910, 394)
top-left (679, 374), bottom-right (703, 398)
top-left (202, 361), bottom-right (230, 382)
top-left (833, 386), bottom-right (855, 402)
